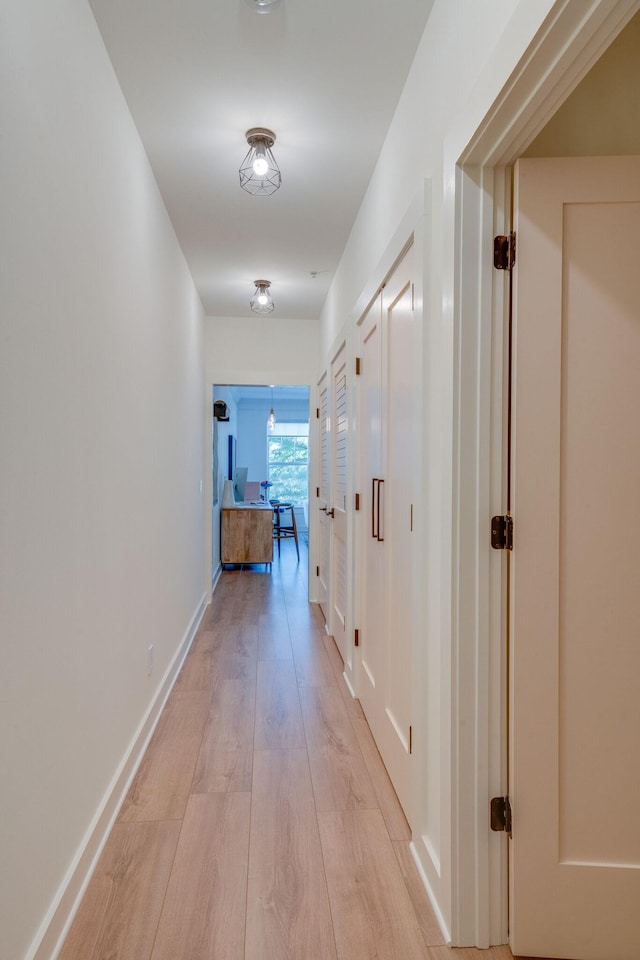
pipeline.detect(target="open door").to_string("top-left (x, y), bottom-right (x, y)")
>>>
top-left (509, 156), bottom-right (640, 960)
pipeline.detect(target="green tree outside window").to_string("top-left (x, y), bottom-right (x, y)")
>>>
top-left (268, 433), bottom-right (309, 503)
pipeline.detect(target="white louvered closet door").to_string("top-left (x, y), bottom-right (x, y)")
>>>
top-left (330, 343), bottom-right (348, 661)
top-left (317, 372), bottom-right (329, 620)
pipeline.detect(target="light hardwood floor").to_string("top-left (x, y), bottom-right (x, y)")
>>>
top-left (59, 541), bottom-right (533, 960)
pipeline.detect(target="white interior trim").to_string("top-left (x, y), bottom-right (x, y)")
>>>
top-left (461, 0), bottom-right (640, 167)
top-left (407, 185), bottom-right (434, 911)
top-left (451, 0), bottom-right (640, 947)
top-left (451, 162), bottom-right (511, 948)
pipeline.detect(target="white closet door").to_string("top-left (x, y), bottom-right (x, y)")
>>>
top-left (330, 343), bottom-right (348, 660)
top-left (317, 373), bottom-right (329, 621)
top-left (358, 293), bottom-right (384, 733)
top-left (379, 243), bottom-right (415, 817)
top-left (357, 239), bottom-right (415, 822)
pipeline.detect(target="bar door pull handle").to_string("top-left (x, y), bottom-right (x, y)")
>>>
top-left (377, 478), bottom-right (384, 542)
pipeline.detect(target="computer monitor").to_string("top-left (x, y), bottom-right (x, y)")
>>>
top-left (233, 467), bottom-right (248, 503)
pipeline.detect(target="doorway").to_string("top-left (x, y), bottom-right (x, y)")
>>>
top-left (209, 383), bottom-right (310, 587)
top-left (453, 0), bottom-right (640, 950)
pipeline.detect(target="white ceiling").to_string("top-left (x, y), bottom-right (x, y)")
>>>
top-left (88, 0), bottom-right (434, 320)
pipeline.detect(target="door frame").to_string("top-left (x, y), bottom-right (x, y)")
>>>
top-left (452, 0), bottom-right (640, 947)
top-left (203, 374), bottom-right (313, 602)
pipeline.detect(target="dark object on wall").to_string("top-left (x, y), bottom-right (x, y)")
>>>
top-left (228, 435), bottom-right (236, 480)
top-left (213, 400), bottom-right (229, 421)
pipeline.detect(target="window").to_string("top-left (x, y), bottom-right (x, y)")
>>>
top-left (267, 422), bottom-right (309, 503)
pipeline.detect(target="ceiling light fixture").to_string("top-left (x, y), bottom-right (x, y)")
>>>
top-left (250, 279), bottom-right (274, 315)
top-left (240, 128), bottom-right (281, 196)
top-left (267, 386), bottom-right (276, 431)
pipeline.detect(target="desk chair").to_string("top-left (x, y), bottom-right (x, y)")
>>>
top-left (271, 501), bottom-right (299, 559)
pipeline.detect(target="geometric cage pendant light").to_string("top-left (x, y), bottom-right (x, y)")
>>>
top-left (267, 385), bottom-right (276, 431)
top-left (250, 279), bottom-right (275, 315)
top-left (239, 127), bottom-right (281, 196)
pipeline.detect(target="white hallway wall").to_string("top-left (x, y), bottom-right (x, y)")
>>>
top-left (204, 315), bottom-right (319, 387)
top-left (317, 0), bottom-right (564, 939)
top-left (0, 2), bottom-right (206, 959)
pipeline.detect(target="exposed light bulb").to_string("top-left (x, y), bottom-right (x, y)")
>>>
top-left (240, 128), bottom-right (280, 196)
top-left (252, 147), bottom-right (269, 176)
top-left (267, 385), bottom-right (276, 431)
top-left (246, 0), bottom-right (282, 13)
top-left (250, 279), bottom-right (274, 314)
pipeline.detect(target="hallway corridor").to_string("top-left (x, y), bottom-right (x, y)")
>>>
top-left (58, 544), bottom-right (513, 960)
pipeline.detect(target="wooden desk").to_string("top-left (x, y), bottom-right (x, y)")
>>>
top-left (221, 504), bottom-right (273, 565)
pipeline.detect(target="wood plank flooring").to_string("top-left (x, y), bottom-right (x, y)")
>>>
top-left (59, 542), bottom-right (520, 960)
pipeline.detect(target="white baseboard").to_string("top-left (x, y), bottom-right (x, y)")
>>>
top-left (30, 592), bottom-right (208, 960)
top-left (342, 669), bottom-right (356, 699)
top-left (409, 839), bottom-right (452, 946)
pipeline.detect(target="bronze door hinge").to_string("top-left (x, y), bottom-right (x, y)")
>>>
top-left (490, 796), bottom-right (513, 836)
top-left (491, 515), bottom-right (513, 551)
top-left (494, 232), bottom-right (516, 271)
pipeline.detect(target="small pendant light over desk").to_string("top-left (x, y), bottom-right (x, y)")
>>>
top-left (267, 386), bottom-right (276, 431)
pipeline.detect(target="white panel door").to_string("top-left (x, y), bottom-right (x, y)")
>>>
top-left (358, 293), bottom-right (385, 735)
top-left (330, 344), bottom-right (348, 661)
top-left (357, 241), bottom-right (415, 821)
top-left (317, 373), bottom-right (329, 621)
top-left (379, 245), bottom-right (414, 815)
top-left (510, 156), bottom-right (640, 960)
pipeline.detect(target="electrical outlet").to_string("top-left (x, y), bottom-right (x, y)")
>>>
top-left (147, 644), bottom-right (154, 676)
